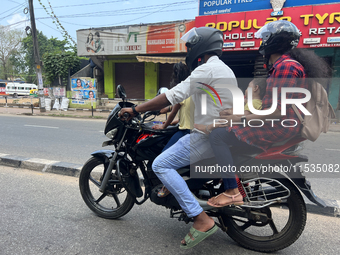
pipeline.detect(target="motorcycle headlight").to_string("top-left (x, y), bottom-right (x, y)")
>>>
top-left (106, 128), bottom-right (118, 139)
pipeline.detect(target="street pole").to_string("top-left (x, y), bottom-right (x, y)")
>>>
top-left (28, 0), bottom-right (45, 112)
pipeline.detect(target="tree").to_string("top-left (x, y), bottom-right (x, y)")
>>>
top-left (21, 31), bottom-right (69, 83)
top-left (0, 25), bottom-right (24, 80)
top-left (42, 51), bottom-right (80, 85)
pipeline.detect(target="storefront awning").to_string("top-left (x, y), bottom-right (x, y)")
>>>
top-left (137, 56), bottom-right (185, 64)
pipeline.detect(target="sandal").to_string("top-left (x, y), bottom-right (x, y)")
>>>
top-left (207, 192), bottom-right (244, 208)
top-left (180, 224), bottom-right (218, 250)
top-left (157, 186), bottom-right (170, 198)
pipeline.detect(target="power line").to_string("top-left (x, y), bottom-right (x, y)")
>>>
top-left (58, 7), bottom-right (196, 27)
top-left (0, 3), bottom-right (26, 22)
top-left (36, 0), bottom-right (129, 9)
top-left (2, 18), bottom-right (29, 28)
top-left (37, 0), bottom-right (76, 45)
top-left (6, 0), bottom-right (23, 4)
top-left (0, 1), bottom-right (25, 17)
top-left (33, 2), bottom-right (196, 21)
top-left (36, 19), bottom-right (63, 35)
top-left (37, 19), bottom-right (78, 42)
top-left (35, 1), bottom-right (196, 20)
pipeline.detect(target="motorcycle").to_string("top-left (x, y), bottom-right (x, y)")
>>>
top-left (79, 85), bottom-right (326, 252)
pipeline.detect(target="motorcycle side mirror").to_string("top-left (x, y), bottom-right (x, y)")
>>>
top-left (156, 87), bottom-right (169, 96)
top-left (117, 85), bottom-right (127, 100)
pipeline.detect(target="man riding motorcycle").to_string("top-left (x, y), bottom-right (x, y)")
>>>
top-left (119, 27), bottom-right (238, 249)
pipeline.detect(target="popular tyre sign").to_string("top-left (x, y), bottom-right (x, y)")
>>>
top-left (195, 3), bottom-right (340, 51)
top-left (199, 0), bottom-right (340, 16)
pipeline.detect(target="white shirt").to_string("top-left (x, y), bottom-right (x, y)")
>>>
top-left (165, 56), bottom-right (238, 125)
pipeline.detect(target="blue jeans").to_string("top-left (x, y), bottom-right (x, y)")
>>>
top-left (162, 129), bottom-right (191, 152)
top-left (152, 132), bottom-right (215, 218)
top-left (209, 128), bottom-right (254, 190)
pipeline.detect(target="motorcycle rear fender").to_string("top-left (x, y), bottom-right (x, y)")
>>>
top-left (286, 171), bottom-right (327, 207)
top-left (280, 157), bottom-right (326, 207)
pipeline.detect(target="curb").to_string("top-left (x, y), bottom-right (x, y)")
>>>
top-left (0, 153), bottom-right (339, 218)
top-left (0, 153), bottom-right (82, 177)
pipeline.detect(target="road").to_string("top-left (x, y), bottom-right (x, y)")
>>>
top-left (0, 165), bottom-right (339, 255)
top-left (1, 115), bottom-right (340, 202)
top-left (0, 115), bottom-right (107, 165)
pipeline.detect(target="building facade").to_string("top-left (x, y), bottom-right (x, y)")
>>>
top-left (76, 20), bottom-right (194, 101)
top-left (76, 1), bottom-right (340, 110)
top-left (197, 0), bottom-right (340, 109)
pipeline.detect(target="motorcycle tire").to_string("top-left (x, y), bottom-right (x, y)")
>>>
top-left (79, 157), bottom-right (135, 219)
top-left (221, 178), bottom-right (306, 252)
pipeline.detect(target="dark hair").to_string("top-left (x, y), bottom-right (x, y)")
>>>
top-left (86, 33), bottom-right (93, 43)
top-left (287, 48), bottom-right (332, 86)
top-left (170, 62), bottom-right (190, 88)
top-left (94, 32), bottom-right (100, 38)
top-left (251, 78), bottom-right (267, 99)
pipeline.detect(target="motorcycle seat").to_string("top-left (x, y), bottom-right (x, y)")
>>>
top-left (142, 121), bottom-right (179, 134)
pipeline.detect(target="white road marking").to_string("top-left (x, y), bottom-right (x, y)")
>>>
top-left (325, 148), bottom-right (340, 152)
top-left (24, 124), bottom-right (59, 129)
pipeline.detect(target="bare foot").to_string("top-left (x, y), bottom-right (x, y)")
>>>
top-left (181, 212), bottom-right (215, 245)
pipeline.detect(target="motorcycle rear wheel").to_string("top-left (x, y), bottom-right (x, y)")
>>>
top-left (221, 178), bottom-right (306, 252)
top-left (79, 157), bottom-right (135, 219)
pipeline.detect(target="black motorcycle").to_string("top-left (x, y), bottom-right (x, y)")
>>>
top-left (79, 85), bottom-right (326, 252)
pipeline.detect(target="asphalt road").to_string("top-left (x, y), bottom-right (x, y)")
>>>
top-left (0, 114), bottom-right (339, 204)
top-left (0, 115), bottom-right (107, 165)
top-left (0, 165), bottom-right (339, 255)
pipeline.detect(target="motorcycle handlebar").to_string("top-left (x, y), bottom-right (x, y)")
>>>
top-left (123, 112), bottom-right (130, 119)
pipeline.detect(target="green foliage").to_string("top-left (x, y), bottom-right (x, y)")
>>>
top-left (0, 26), bottom-right (24, 80)
top-left (42, 51), bottom-right (80, 85)
top-left (21, 31), bottom-right (69, 82)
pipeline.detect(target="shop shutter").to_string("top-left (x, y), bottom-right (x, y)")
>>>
top-left (159, 63), bottom-right (173, 89)
top-left (115, 63), bottom-right (145, 100)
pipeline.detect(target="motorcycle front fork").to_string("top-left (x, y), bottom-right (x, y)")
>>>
top-left (99, 129), bottom-right (127, 192)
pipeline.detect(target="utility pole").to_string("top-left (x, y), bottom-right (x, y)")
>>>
top-left (28, 0), bottom-right (45, 112)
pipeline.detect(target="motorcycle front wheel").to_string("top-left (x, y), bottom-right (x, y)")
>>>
top-left (221, 178), bottom-right (307, 252)
top-left (79, 157), bottom-right (135, 219)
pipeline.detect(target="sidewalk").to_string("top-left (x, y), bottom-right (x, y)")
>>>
top-left (0, 105), bottom-right (111, 119)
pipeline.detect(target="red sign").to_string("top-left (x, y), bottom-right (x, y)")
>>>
top-left (0, 83), bottom-right (6, 95)
top-left (195, 4), bottom-right (340, 51)
top-left (147, 20), bottom-right (195, 54)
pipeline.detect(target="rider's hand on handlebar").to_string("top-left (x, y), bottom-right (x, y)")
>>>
top-left (119, 107), bottom-right (134, 121)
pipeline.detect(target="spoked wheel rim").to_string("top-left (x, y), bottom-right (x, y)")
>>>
top-left (79, 157), bottom-right (134, 218)
top-left (228, 200), bottom-right (292, 240)
top-left (222, 178), bottom-right (306, 252)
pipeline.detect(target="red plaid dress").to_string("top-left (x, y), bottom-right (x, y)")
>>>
top-left (231, 54), bottom-right (308, 150)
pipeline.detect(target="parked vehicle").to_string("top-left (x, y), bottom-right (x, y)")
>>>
top-left (5, 83), bottom-right (37, 97)
top-left (0, 81), bottom-right (7, 95)
top-left (79, 85), bottom-right (326, 252)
